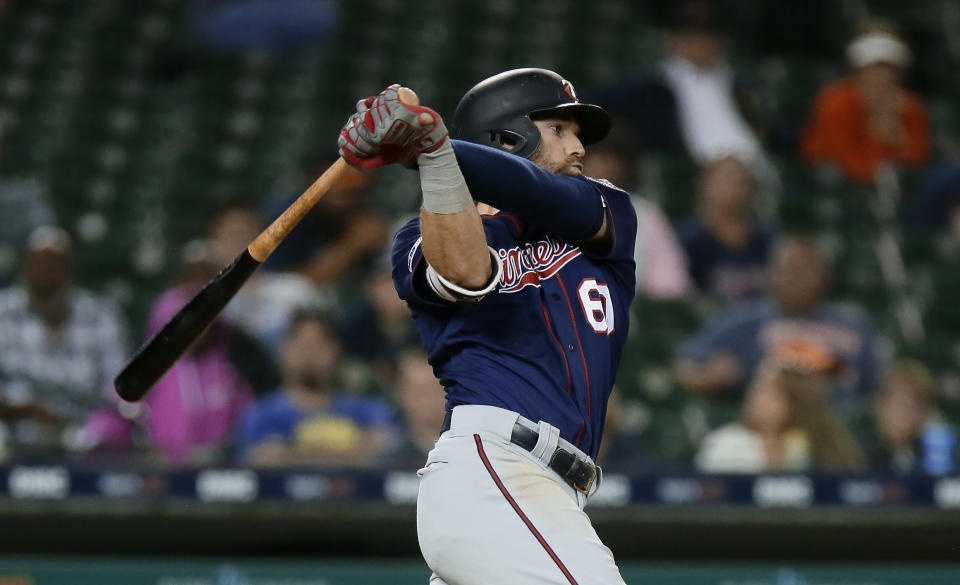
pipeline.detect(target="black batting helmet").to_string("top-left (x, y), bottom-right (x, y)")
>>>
top-left (451, 68), bottom-right (612, 160)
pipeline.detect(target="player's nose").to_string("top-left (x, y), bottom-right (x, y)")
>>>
top-left (566, 134), bottom-right (585, 158)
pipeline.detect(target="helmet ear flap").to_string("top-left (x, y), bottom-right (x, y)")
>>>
top-left (488, 129), bottom-right (528, 153)
top-left (486, 128), bottom-right (540, 159)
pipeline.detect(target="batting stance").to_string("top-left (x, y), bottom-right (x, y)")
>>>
top-left (339, 68), bottom-right (636, 585)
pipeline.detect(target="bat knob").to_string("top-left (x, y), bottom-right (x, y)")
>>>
top-left (398, 87), bottom-right (420, 106)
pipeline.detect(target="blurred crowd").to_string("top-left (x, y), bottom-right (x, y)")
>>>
top-left (0, 0), bottom-right (958, 477)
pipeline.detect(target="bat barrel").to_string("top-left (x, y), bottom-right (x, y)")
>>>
top-left (114, 250), bottom-right (262, 402)
top-left (114, 157), bottom-right (351, 403)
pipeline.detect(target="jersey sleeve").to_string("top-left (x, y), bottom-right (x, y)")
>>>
top-left (452, 140), bottom-right (606, 241)
top-left (392, 217), bottom-right (447, 311)
top-left (575, 177), bottom-right (638, 265)
top-left (391, 215), bottom-right (522, 310)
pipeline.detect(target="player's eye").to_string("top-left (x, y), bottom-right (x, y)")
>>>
top-left (550, 125), bottom-right (562, 135)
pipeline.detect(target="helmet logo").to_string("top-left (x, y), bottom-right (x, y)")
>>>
top-left (561, 79), bottom-right (578, 102)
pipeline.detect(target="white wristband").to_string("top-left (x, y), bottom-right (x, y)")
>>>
top-left (418, 142), bottom-right (474, 215)
top-left (425, 247), bottom-right (503, 303)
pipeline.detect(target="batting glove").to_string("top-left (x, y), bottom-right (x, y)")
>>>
top-left (338, 84), bottom-right (448, 169)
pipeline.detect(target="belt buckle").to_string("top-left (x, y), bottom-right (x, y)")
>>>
top-left (548, 448), bottom-right (596, 495)
top-left (576, 465), bottom-right (597, 496)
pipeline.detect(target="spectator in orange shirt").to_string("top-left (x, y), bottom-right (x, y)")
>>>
top-left (800, 21), bottom-right (930, 186)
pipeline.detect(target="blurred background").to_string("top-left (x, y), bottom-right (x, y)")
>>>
top-left (1, 0), bottom-right (960, 582)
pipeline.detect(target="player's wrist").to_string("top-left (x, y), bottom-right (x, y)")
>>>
top-left (418, 141), bottom-right (474, 215)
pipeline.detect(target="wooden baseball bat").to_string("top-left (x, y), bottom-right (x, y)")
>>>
top-left (114, 88), bottom-right (423, 402)
top-left (114, 157), bottom-right (351, 402)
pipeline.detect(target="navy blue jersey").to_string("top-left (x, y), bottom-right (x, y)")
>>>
top-left (391, 152), bottom-right (637, 459)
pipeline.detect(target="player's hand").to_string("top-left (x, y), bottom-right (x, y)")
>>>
top-left (338, 84), bottom-right (448, 169)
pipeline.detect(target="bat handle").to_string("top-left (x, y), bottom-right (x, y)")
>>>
top-left (247, 157), bottom-right (351, 262)
top-left (247, 85), bottom-right (417, 262)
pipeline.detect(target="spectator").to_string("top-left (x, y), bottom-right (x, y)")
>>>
top-left (778, 345), bottom-right (866, 472)
top-left (207, 199), bottom-right (326, 357)
top-left (386, 349), bottom-right (446, 470)
top-left (0, 227), bottom-right (127, 454)
top-left (676, 155), bottom-right (775, 301)
top-left (0, 119), bottom-right (56, 286)
top-left (863, 360), bottom-right (957, 475)
top-left (904, 163), bottom-right (960, 236)
top-left (265, 164), bottom-right (390, 287)
top-left (337, 255), bottom-right (419, 392)
top-left (594, 389), bottom-right (664, 474)
top-left (177, 238), bottom-right (281, 396)
top-left (800, 20), bottom-right (931, 186)
top-left (152, 0), bottom-right (340, 81)
top-left (696, 360), bottom-right (810, 473)
top-left (594, 0), bottom-right (770, 168)
top-left (675, 237), bottom-right (882, 408)
top-left (186, 0), bottom-right (339, 53)
top-left (581, 129), bottom-right (692, 299)
top-left (698, 349), bottom-right (866, 473)
top-left (141, 284), bottom-right (256, 465)
top-left (140, 240), bottom-right (279, 464)
top-left (237, 309), bottom-right (396, 467)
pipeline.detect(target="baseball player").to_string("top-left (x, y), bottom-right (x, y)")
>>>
top-left (338, 68), bottom-right (636, 585)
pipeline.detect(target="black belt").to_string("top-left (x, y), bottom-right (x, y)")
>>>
top-left (440, 411), bottom-right (598, 495)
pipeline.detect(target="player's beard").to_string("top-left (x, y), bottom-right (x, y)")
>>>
top-left (530, 150), bottom-right (583, 176)
top-left (555, 159), bottom-right (583, 176)
top-left (564, 160), bottom-right (584, 176)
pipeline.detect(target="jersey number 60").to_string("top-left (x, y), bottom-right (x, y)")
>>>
top-left (577, 278), bottom-right (615, 336)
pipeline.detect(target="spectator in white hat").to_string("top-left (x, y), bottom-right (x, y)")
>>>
top-left (0, 226), bottom-right (128, 455)
top-left (800, 20), bottom-right (931, 185)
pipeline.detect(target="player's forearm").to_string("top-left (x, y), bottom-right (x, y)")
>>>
top-left (451, 140), bottom-right (605, 240)
top-left (420, 206), bottom-right (491, 289)
top-left (417, 142), bottom-right (492, 289)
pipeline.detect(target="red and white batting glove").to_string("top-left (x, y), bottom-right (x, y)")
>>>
top-left (337, 84), bottom-right (448, 169)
